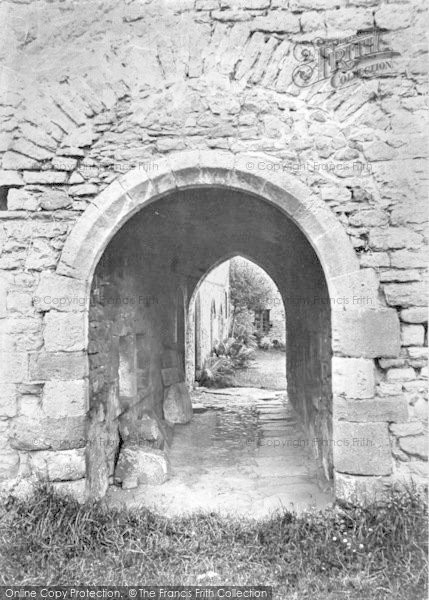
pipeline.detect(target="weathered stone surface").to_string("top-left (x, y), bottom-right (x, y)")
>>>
top-left (399, 436), bottom-right (428, 461)
top-left (0, 352), bottom-right (28, 383)
top-left (335, 472), bottom-right (392, 504)
top-left (35, 272), bottom-right (87, 313)
top-left (390, 422), bottom-right (423, 437)
top-left (400, 324), bottom-right (425, 347)
top-left (7, 189), bottom-right (40, 211)
top-left (42, 380), bottom-right (88, 418)
top-left (400, 308), bottom-right (428, 324)
top-left (163, 382), bottom-right (193, 423)
top-left (380, 269), bottom-right (421, 283)
top-left (161, 350), bottom-right (180, 369)
top-left (0, 170), bottom-right (23, 187)
top-left (335, 397), bottom-right (408, 423)
top-left (40, 190), bottom-right (71, 210)
top-left (114, 446), bottom-right (170, 486)
top-left (51, 478), bottom-right (87, 502)
top-left (332, 357), bottom-right (375, 399)
top-left (43, 312), bottom-right (87, 351)
top-left (0, 451), bottom-right (19, 481)
top-left (29, 351), bottom-right (88, 380)
top-left (23, 171), bottom-right (68, 185)
top-left (333, 421), bottom-right (392, 476)
top-left (119, 410), bottom-right (172, 449)
top-left (384, 283), bottom-right (427, 308)
top-left (390, 249), bottom-right (428, 269)
top-left (378, 357), bottom-right (405, 369)
top-left (30, 448), bottom-right (86, 481)
top-left (386, 367), bottom-right (416, 382)
top-left (332, 309), bottom-right (400, 358)
top-left (2, 151), bottom-right (40, 170)
top-left (9, 416), bottom-right (86, 451)
top-left (251, 13), bottom-right (300, 32)
top-left (0, 383), bottom-right (17, 417)
top-left (161, 367), bottom-right (183, 386)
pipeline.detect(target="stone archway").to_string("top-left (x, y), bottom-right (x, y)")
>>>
top-left (36, 150), bottom-right (401, 501)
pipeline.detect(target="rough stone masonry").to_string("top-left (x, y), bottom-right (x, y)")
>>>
top-left (0, 0), bottom-right (427, 503)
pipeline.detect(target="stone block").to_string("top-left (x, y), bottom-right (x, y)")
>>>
top-left (390, 422), bottom-right (423, 437)
top-left (30, 448), bottom-right (86, 481)
top-left (35, 272), bottom-right (87, 312)
top-left (43, 312), bottom-right (87, 351)
top-left (400, 324), bottom-right (425, 347)
top-left (0, 383), bottom-right (17, 417)
top-left (386, 367), bottom-right (416, 382)
top-left (399, 436), bottom-right (428, 461)
top-left (0, 450), bottom-right (19, 481)
top-left (40, 190), bottom-right (71, 210)
top-left (119, 410), bottom-right (172, 449)
top-left (23, 171), bottom-right (68, 185)
top-left (332, 308), bottom-right (400, 358)
top-left (0, 352), bottom-right (28, 383)
top-left (0, 277), bottom-right (8, 318)
top-left (2, 151), bottom-right (40, 170)
top-left (161, 367), bottom-right (183, 386)
top-left (390, 250), bottom-right (428, 269)
top-left (348, 210), bottom-right (388, 228)
top-left (0, 170), bottom-right (23, 187)
top-left (375, 3), bottom-right (412, 30)
top-left (163, 382), bottom-right (193, 423)
top-left (378, 358), bottom-right (405, 369)
top-left (42, 380), bottom-right (88, 418)
top-left (335, 396), bottom-right (408, 423)
top-left (51, 479), bottom-right (87, 502)
top-left (29, 352), bottom-right (88, 380)
top-left (7, 291), bottom-right (33, 313)
top-left (400, 308), bottom-right (428, 324)
top-left (334, 472), bottom-right (392, 504)
top-left (332, 357), bottom-right (375, 399)
top-left (7, 189), bottom-right (40, 211)
top-left (9, 416), bottom-right (86, 451)
top-left (251, 12), bottom-right (300, 32)
top-left (114, 445), bottom-right (170, 486)
top-left (384, 283), bottom-right (427, 308)
top-left (333, 421), bottom-right (392, 476)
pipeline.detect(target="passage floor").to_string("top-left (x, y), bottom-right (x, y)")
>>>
top-left (107, 386), bottom-right (333, 518)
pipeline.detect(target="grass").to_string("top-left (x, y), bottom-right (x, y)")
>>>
top-left (0, 485), bottom-right (427, 600)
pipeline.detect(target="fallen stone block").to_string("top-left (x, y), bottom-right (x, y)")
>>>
top-left (114, 446), bottom-right (170, 487)
top-left (119, 409), bottom-right (173, 449)
top-left (163, 382), bottom-right (193, 424)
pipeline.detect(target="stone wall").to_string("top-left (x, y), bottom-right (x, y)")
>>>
top-left (0, 0), bottom-right (427, 501)
top-left (194, 261), bottom-right (231, 376)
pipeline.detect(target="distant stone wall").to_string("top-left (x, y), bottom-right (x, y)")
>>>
top-left (194, 261), bottom-right (231, 374)
top-left (0, 0), bottom-right (427, 501)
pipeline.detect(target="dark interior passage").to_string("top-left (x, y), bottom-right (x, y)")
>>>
top-left (88, 188), bottom-right (332, 498)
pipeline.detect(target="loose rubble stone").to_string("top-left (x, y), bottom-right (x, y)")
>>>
top-left (163, 382), bottom-right (193, 423)
top-left (114, 446), bottom-right (170, 486)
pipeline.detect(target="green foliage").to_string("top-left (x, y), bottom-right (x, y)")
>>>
top-left (229, 257), bottom-right (274, 316)
top-left (1, 484), bottom-right (427, 599)
top-left (198, 336), bottom-right (256, 387)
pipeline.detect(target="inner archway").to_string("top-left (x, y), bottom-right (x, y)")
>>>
top-left (188, 256), bottom-right (287, 391)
